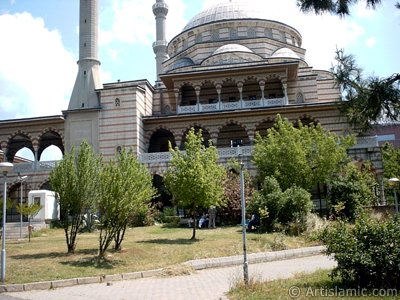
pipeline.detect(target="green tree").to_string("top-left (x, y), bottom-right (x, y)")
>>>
top-left (252, 114), bottom-right (353, 191)
top-left (327, 162), bottom-right (377, 220)
top-left (98, 149), bottom-right (156, 258)
top-left (297, 2), bottom-right (400, 131)
top-left (220, 160), bottom-right (254, 225)
top-left (297, 0), bottom-right (399, 16)
top-left (382, 142), bottom-right (400, 204)
top-left (49, 141), bottom-right (101, 253)
top-left (331, 49), bottom-right (400, 132)
top-left (382, 142), bottom-right (400, 180)
top-left (164, 128), bottom-right (226, 240)
top-left (16, 203), bottom-right (41, 242)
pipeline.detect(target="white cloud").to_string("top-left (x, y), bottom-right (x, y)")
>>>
top-left (99, 0), bottom-right (186, 47)
top-left (99, 0), bottom-right (186, 67)
top-left (365, 36), bottom-right (377, 48)
top-left (0, 12), bottom-right (76, 119)
top-left (353, 1), bottom-right (377, 18)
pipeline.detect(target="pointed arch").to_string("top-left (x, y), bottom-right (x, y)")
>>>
top-left (148, 128), bottom-right (177, 153)
top-left (217, 121), bottom-right (250, 147)
top-left (200, 81), bottom-right (219, 105)
top-left (38, 128), bottom-right (65, 161)
top-left (243, 77), bottom-right (261, 100)
top-left (6, 131), bottom-right (34, 162)
top-left (180, 125), bottom-right (212, 150)
top-left (255, 118), bottom-right (276, 138)
top-left (180, 83), bottom-right (197, 106)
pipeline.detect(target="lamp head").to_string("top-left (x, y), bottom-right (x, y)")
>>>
top-left (389, 177), bottom-right (400, 187)
top-left (19, 175), bottom-right (28, 181)
top-left (0, 162), bottom-right (13, 175)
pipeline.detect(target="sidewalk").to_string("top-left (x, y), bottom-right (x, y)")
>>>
top-left (2, 247), bottom-right (336, 300)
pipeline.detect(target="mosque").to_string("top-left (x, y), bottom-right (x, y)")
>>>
top-left (0, 0), bottom-right (383, 224)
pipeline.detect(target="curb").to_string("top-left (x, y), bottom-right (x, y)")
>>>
top-left (0, 246), bottom-right (325, 293)
top-left (183, 245), bottom-right (325, 270)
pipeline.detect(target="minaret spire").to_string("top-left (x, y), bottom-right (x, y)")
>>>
top-left (68, 0), bottom-right (103, 110)
top-left (152, 0), bottom-right (169, 83)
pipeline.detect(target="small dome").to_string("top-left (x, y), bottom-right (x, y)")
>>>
top-left (183, 1), bottom-right (260, 32)
top-left (271, 47), bottom-right (300, 59)
top-left (173, 57), bottom-right (195, 69)
top-left (213, 44), bottom-right (253, 55)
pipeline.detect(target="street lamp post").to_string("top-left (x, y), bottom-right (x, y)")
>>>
top-left (0, 162), bottom-right (14, 284)
top-left (389, 178), bottom-right (400, 213)
top-left (18, 175), bottom-right (28, 239)
top-left (237, 146), bottom-right (249, 285)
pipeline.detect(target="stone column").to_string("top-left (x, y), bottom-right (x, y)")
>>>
top-left (216, 84), bottom-right (222, 110)
top-left (259, 80), bottom-right (265, 100)
top-left (282, 82), bottom-right (288, 105)
top-left (237, 82), bottom-right (243, 100)
top-left (32, 139), bottom-right (39, 171)
top-left (195, 86), bottom-right (201, 112)
top-left (237, 82), bottom-right (244, 108)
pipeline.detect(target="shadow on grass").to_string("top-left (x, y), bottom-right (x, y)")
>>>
top-left (138, 238), bottom-right (197, 245)
top-left (60, 256), bottom-right (123, 269)
top-left (10, 248), bottom-right (98, 260)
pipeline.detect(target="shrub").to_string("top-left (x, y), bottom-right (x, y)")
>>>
top-left (249, 176), bottom-right (313, 233)
top-left (320, 215), bottom-right (400, 288)
top-left (327, 162), bottom-right (377, 221)
top-left (159, 207), bottom-right (180, 227)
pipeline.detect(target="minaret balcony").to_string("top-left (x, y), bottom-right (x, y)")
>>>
top-left (152, 2), bottom-right (169, 15)
top-left (177, 97), bottom-right (287, 115)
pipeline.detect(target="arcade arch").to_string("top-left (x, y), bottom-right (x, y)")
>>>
top-left (180, 126), bottom-right (211, 149)
top-left (217, 123), bottom-right (250, 147)
top-left (148, 128), bottom-right (177, 153)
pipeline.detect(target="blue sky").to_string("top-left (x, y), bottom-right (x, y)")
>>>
top-left (0, 0), bottom-right (399, 159)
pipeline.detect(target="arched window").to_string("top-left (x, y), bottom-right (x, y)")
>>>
top-left (296, 92), bottom-right (304, 104)
top-left (115, 98), bottom-right (121, 107)
top-left (248, 27), bottom-right (256, 38)
top-left (212, 30), bottom-right (220, 41)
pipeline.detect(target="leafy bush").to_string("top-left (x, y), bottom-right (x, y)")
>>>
top-left (320, 215), bottom-right (400, 288)
top-left (249, 176), bottom-right (313, 233)
top-left (327, 162), bottom-right (377, 221)
top-left (158, 207), bottom-right (180, 227)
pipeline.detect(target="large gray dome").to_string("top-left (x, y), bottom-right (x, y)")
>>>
top-left (183, 1), bottom-right (260, 32)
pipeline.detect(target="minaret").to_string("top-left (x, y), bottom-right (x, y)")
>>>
top-left (152, 0), bottom-right (169, 83)
top-left (68, 0), bottom-right (103, 110)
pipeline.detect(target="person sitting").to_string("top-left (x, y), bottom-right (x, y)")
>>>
top-left (247, 214), bottom-right (260, 232)
top-left (198, 213), bottom-right (208, 228)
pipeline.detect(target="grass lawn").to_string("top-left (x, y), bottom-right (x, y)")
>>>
top-left (228, 269), bottom-right (398, 300)
top-left (5, 225), bottom-right (317, 284)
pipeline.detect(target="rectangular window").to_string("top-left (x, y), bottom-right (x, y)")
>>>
top-left (33, 197), bottom-right (41, 206)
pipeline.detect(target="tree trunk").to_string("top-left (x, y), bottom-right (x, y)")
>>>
top-left (114, 222), bottom-right (127, 251)
top-left (191, 208), bottom-right (197, 240)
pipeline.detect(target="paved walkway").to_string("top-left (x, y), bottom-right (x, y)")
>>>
top-left (3, 255), bottom-right (335, 300)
